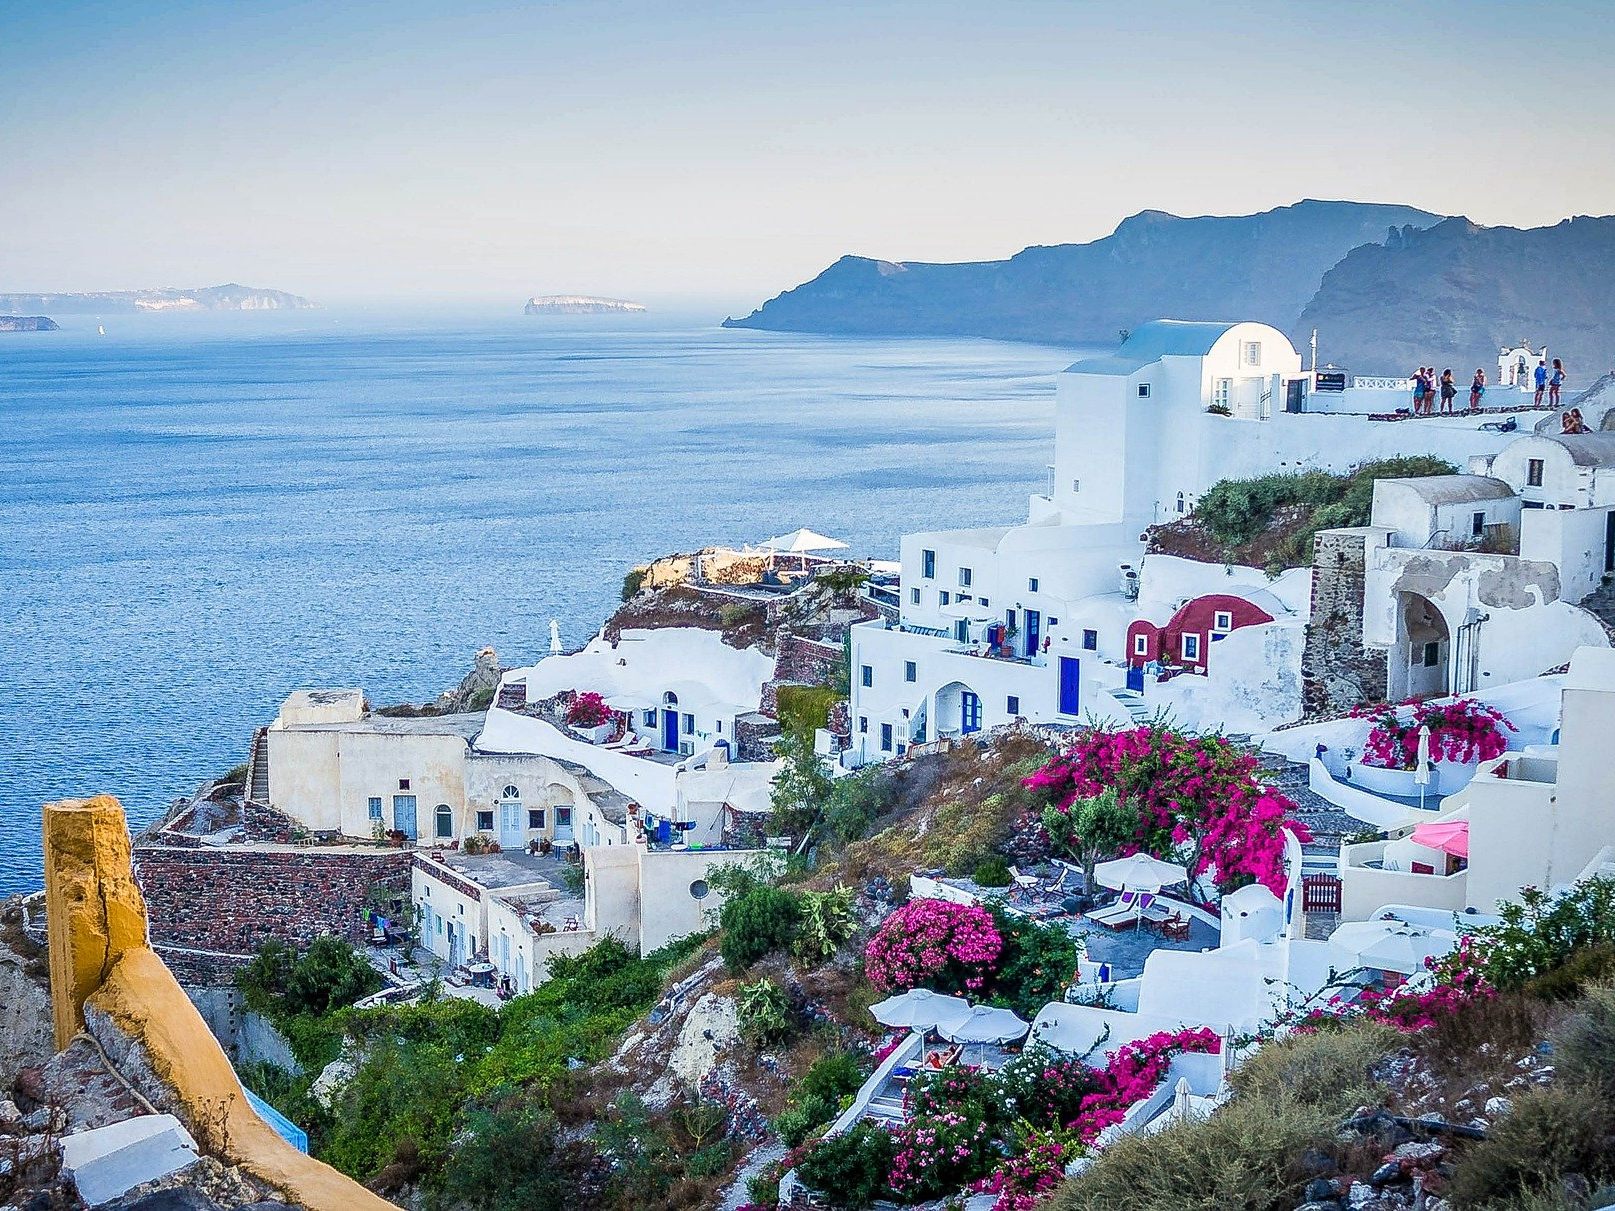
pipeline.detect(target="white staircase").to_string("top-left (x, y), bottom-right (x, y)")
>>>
top-left (1110, 688), bottom-right (1153, 723)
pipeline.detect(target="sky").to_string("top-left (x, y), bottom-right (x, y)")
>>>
top-left (3, 0), bottom-right (1613, 311)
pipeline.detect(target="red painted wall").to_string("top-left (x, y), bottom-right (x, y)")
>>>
top-left (1163, 594), bottom-right (1275, 671)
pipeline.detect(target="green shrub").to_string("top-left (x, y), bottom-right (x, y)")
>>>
top-left (823, 768), bottom-right (889, 844)
top-left (1552, 980), bottom-right (1615, 1099)
top-left (1524, 942), bottom-right (1615, 1001)
top-left (736, 978), bottom-right (794, 1044)
top-left (427, 1096), bottom-right (592, 1211)
top-left (769, 732), bottom-right (833, 839)
top-left (323, 1040), bottom-right (468, 1181)
top-left (776, 683), bottom-right (843, 742)
top-left (1229, 1021), bottom-right (1397, 1110)
top-left (282, 935), bottom-right (381, 1017)
top-left (719, 884), bottom-right (802, 970)
top-left (1449, 1085), bottom-right (1615, 1209)
top-left (774, 1049), bottom-right (871, 1145)
top-left (987, 905), bottom-right (1085, 1020)
top-left (794, 1121), bottom-right (895, 1209)
top-left (220, 762), bottom-right (249, 784)
top-left (620, 567), bottom-right (646, 600)
top-left (794, 887), bottom-right (857, 962)
top-left (1473, 877), bottom-right (1615, 990)
top-left (972, 856), bottom-right (1012, 887)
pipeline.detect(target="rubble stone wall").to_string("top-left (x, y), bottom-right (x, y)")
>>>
top-left (1302, 529), bottom-right (1390, 714)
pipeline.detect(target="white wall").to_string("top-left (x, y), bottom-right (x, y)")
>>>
top-left (267, 727), bottom-right (468, 840)
top-left (1521, 505), bottom-right (1613, 603)
top-left (478, 707), bottom-right (678, 811)
top-left (413, 861), bottom-right (484, 965)
top-left (1146, 620), bottom-right (1306, 733)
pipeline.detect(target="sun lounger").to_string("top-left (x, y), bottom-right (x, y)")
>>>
top-left (603, 731), bottom-right (639, 750)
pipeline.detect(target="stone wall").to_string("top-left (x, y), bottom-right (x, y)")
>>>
top-left (134, 844), bottom-right (412, 962)
top-left (1302, 529), bottom-right (1389, 715)
top-left (733, 712), bottom-right (782, 763)
top-left (772, 632), bottom-right (844, 686)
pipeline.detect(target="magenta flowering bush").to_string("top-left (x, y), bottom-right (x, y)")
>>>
top-left (564, 690), bottom-right (613, 727)
top-left (886, 1109), bottom-right (997, 1201)
top-left (1353, 697), bottom-right (1515, 771)
top-left (1066, 1027), bottom-right (1222, 1140)
top-left (1024, 725), bottom-right (1310, 896)
top-left (1298, 936), bottom-right (1494, 1033)
top-left (970, 1127), bottom-right (1072, 1211)
top-left (863, 898), bottom-right (1004, 994)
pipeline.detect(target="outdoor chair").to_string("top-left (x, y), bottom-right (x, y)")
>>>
top-left (1009, 865), bottom-right (1043, 900)
top-left (1157, 913), bottom-right (1191, 941)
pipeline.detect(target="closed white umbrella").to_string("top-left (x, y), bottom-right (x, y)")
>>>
top-left (868, 988), bottom-right (971, 1031)
top-left (937, 1004), bottom-right (1030, 1045)
top-left (1094, 853), bottom-right (1188, 893)
top-left (1414, 724), bottom-right (1433, 810)
top-left (938, 600), bottom-right (999, 621)
top-left (549, 619), bottom-right (563, 654)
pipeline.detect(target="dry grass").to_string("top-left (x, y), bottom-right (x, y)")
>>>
top-left (1449, 1084), bottom-right (1615, 1209)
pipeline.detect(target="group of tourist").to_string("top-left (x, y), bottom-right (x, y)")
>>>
top-left (1410, 358), bottom-right (1568, 416)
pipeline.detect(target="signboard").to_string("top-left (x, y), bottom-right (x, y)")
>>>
top-left (1314, 370), bottom-right (1348, 392)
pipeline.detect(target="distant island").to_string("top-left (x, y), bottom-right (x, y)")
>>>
top-left (524, 295), bottom-right (647, 315)
top-left (0, 283), bottom-right (315, 313)
top-left (0, 316), bottom-right (59, 332)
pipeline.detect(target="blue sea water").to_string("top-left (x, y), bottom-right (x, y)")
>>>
top-left (0, 309), bottom-right (1079, 895)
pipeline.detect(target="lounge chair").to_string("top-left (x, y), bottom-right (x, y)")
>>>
top-left (604, 731), bottom-right (639, 751)
top-left (922, 1045), bottom-right (963, 1070)
top-left (1085, 890), bottom-right (1140, 928)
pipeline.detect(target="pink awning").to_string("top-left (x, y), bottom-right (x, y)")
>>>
top-left (1410, 820), bottom-right (1469, 859)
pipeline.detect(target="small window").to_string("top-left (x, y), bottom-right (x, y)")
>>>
top-left (475, 809), bottom-right (494, 832)
top-left (1472, 510), bottom-right (1486, 537)
top-left (1133, 633), bottom-right (1149, 656)
top-left (1071, 479), bottom-right (1080, 493)
top-left (1212, 610), bottom-right (1234, 633)
top-left (1241, 340), bottom-right (1262, 367)
top-left (921, 549), bottom-right (936, 578)
top-left (398, 778), bottom-right (411, 791)
top-left (556, 806), bottom-right (572, 826)
top-left (1527, 458), bottom-right (1545, 488)
top-left (910, 587), bottom-right (921, 605)
top-left (1175, 491), bottom-right (1186, 514)
top-left (1028, 577), bottom-right (1039, 593)
top-left (1006, 695), bottom-right (1020, 715)
top-left (1083, 629), bottom-right (1098, 651)
top-left (501, 784), bottom-right (520, 801)
top-left (1048, 617), bottom-right (1059, 627)
top-left (1213, 378), bottom-right (1232, 409)
top-left (527, 808), bottom-right (546, 830)
top-left (642, 709), bottom-right (656, 728)
top-left (682, 713), bottom-right (694, 735)
top-left (861, 664), bottom-right (873, 687)
top-left (858, 715), bottom-right (868, 734)
top-left (435, 804), bottom-right (452, 837)
top-left (367, 796), bottom-right (383, 821)
top-left (1182, 633), bottom-right (1201, 661)
top-left (958, 567), bottom-right (973, 587)
top-left (1137, 382), bottom-right (1151, 398)
top-left (689, 879), bottom-right (710, 900)
top-left (940, 591), bottom-right (951, 606)
top-left (1423, 641), bottom-right (1441, 668)
top-left (880, 723), bottom-right (894, 752)
top-left (979, 597), bottom-right (989, 608)
top-left (903, 661), bottom-right (916, 683)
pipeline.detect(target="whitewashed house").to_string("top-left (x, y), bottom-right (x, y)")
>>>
top-left (848, 320), bottom-right (1553, 762)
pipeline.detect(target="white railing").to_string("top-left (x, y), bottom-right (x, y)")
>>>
top-left (1352, 376), bottom-right (1411, 391)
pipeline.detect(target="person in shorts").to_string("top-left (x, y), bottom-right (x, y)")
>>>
top-left (1549, 359), bottom-right (1566, 407)
top-left (1535, 360), bottom-right (1549, 406)
top-left (1469, 368), bottom-right (1485, 412)
top-left (1439, 369), bottom-right (1457, 414)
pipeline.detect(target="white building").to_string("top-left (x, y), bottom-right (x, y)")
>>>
top-left (849, 320), bottom-right (1554, 762)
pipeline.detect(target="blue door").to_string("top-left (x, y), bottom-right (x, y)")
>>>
top-left (392, 795), bottom-right (417, 840)
top-left (663, 707), bottom-right (680, 751)
top-left (1126, 665), bottom-right (1145, 693)
top-left (1024, 609), bottom-right (1041, 657)
top-left (1058, 657), bottom-right (1081, 715)
top-left (960, 690), bottom-right (981, 734)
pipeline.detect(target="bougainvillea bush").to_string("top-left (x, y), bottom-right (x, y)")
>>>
top-left (564, 690), bottom-right (614, 727)
top-left (1024, 725), bottom-right (1309, 896)
top-left (1298, 936), bottom-right (1495, 1034)
top-left (862, 898), bottom-right (1003, 994)
top-left (1352, 697), bottom-right (1515, 770)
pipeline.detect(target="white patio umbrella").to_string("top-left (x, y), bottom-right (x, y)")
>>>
top-left (936, 1004), bottom-right (1030, 1045)
top-left (1094, 853), bottom-right (1188, 893)
top-left (938, 600), bottom-right (999, 621)
top-left (1329, 920), bottom-right (1454, 976)
top-left (760, 527), bottom-right (849, 571)
top-left (868, 988), bottom-right (971, 1032)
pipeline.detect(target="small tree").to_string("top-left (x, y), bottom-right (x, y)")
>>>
top-left (1040, 789), bottom-right (1139, 894)
top-left (769, 732), bottom-right (832, 842)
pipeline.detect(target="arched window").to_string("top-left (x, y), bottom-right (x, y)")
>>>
top-left (501, 784), bottom-right (520, 801)
top-left (663, 691), bottom-right (679, 705)
top-left (434, 804), bottom-right (453, 838)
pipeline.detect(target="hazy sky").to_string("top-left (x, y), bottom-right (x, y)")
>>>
top-left (3, 0), bottom-right (1612, 309)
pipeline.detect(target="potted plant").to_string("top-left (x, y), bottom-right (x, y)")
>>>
top-left (565, 691), bottom-right (616, 742)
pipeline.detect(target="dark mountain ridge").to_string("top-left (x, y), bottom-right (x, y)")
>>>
top-left (725, 200), bottom-right (1443, 344)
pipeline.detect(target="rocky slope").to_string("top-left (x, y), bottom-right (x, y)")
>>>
top-left (0, 285), bottom-right (314, 313)
top-left (0, 315), bottom-right (59, 332)
top-left (724, 200), bottom-right (1441, 344)
top-left (1295, 215), bottom-right (1615, 378)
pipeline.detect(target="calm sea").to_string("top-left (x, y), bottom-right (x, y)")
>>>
top-left (0, 309), bottom-right (1078, 895)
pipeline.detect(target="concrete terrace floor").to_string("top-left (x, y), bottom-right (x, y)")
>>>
top-left (1059, 911), bottom-right (1220, 980)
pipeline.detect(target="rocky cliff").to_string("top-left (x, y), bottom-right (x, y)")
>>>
top-left (724, 200), bottom-right (1442, 344)
top-left (0, 284), bottom-right (315, 313)
top-left (1294, 215), bottom-right (1615, 377)
top-left (0, 316), bottom-right (59, 332)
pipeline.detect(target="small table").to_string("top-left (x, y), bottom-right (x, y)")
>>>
top-left (466, 962), bottom-right (496, 988)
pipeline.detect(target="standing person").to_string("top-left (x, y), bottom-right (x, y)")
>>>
top-left (1439, 369), bottom-right (1457, 415)
top-left (1410, 368), bottom-right (1425, 415)
top-left (1549, 358), bottom-right (1566, 407)
top-left (1469, 368), bottom-right (1486, 412)
top-left (1535, 359), bottom-right (1549, 406)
